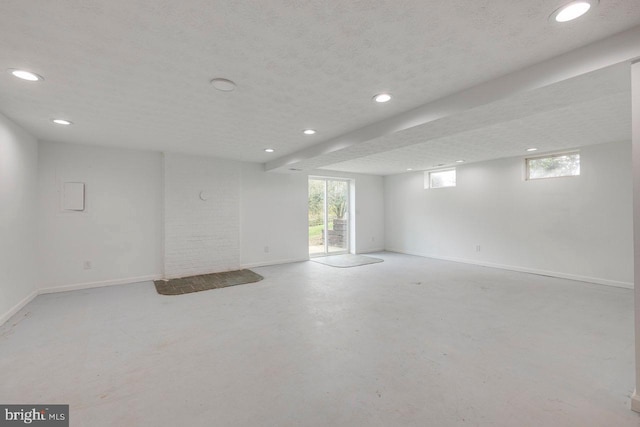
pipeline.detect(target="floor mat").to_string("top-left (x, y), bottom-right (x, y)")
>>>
top-left (311, 254), bottom-right (384, 268)
top-left (154, 269), bottom-right (263, 295)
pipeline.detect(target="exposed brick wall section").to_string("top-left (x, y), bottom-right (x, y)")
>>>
top-left (163, 154), bottom-right (240, 279)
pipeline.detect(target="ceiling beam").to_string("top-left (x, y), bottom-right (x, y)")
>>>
top-left (265, 25), bottom-right (640, 172)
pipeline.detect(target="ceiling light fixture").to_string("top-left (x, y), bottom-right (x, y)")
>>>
top-left (406, 168), bottom-right (413, 171)
top-left (303, 129), bottom-right (316, 135)
top-left (52, 119), bottom-right (72, 125)
top-left (526, 148), bottom-right (538, 152)
top-left (550, 0), bottom-right (597, 23)
top-left (210, 78), bottom-right (236, 92)
top-left (8, 69), bottom-right (44, 82)
top-left (264, 148), bottom-right (275, 153)
top-left (373, 93), bottom-right (392, 103)
top-left (455, 160), bottom-right (465, 163)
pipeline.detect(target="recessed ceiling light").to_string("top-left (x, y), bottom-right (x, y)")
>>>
top-left (8, 69), bottom-right (43, 82)
top-left (210, 78), bottom-right (236, 92)
top-left (526, 148), bottom-right (538, 152)
top-left (303, 129), bottom-right (316, 135)
top-left (406, 168), bottom-right (413, 171)
top-left (52, 119), bottom-right (72, 125)
top-left (264, 148), bottom-right (275, 153)
top-left (455, 160), bottom-right (465, 163)
top-left (550, 0), bottom-right (597, 23)
top-left (373, 93), bottom-right (392, 103)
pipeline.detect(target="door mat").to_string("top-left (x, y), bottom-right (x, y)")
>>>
top-left (311, 254), bottom-right (384, 268)
top-left (154, 269), bottom-right (263, 295)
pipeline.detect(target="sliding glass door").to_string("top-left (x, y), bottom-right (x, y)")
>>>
top-left (308, 178), bottom-right (350, 257)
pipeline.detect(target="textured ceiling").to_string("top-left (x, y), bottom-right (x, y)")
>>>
top-left (317, 63), bottom-right (632, 175)
top-left (0, 0), bottom-right (639, 166)
top-left (320, 92), bottom-right (630, 175)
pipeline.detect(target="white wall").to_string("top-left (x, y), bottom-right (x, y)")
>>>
top-left (351, 173), bottom-right (386, 253)
top-left (38, 141), bottom-right (163, 291)
top-left (240, 163), bottom-right (308, 267)
top-left (163, 156), bottom-right (385, 274)
top-left (240, 168), bottom-right (386, 266)
top-left (385, 141), bottom-right (633, 287)
top-left (163, 153), bottom-right (241, 278)
top-left (32, 144), bottom-right (384, 288)
top-left (0, 113), bottom-right (38, 323)
top-left (163, 154), bottom-right (386, 276)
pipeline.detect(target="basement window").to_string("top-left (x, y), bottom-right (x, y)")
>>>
top-left (426, 169), bottom-right (456, 189)
top-left (526, 152), bottom-right (580, 180)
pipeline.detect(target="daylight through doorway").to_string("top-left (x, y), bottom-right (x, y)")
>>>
top-left (308, 178), bottom-right (350, 257)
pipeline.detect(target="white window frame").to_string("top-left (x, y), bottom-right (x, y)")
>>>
top-left (525, 151), bottom-right (580, 181)
top-left (426, 168), bottom-right (456, 189)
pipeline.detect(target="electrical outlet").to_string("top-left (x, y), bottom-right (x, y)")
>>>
top-left (264, 246), bottom-right (270, 253)
top-left (83, 261), bottom-right (92, 270)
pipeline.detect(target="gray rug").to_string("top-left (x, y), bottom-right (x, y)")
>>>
top-left (154, 269), bottom-right (263, 295)
top-left (311, 254), bottom-right (384, 268)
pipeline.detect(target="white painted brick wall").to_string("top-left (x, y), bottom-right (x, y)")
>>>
top-left (163, 153), bottom-right (240, 279)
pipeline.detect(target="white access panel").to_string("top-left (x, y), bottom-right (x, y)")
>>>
top-left (63, 182), bottom-right (85, 211)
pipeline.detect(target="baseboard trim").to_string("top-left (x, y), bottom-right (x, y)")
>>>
top-left (241, 257), bottom-right (309, 269)
top-left (385, 248), bottom-right (633, 289)
top-left (631, 391), bottom-right (640, 412)
top-left (39, 275), bottom-right (163, 295)
top-left (1, 275), bottom-right (166, 326)
top-left (355, 248), bottom-right (386, 255)
top-left (0, 290), bottom-right (38, 326)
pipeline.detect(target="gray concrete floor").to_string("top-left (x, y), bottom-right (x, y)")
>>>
top-left (0, 252), bottom-right (638, 427)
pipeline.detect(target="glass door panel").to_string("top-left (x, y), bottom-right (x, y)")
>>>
top-left (326, 180), bottom-right (349, 254)
top-left (308, 179), bottom-right (326, 256)
top-left (308, 178), bottom-right (349, 257)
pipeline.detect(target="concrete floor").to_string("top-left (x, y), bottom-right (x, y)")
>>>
top-left (0, 252), bottom-right (637, 426)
